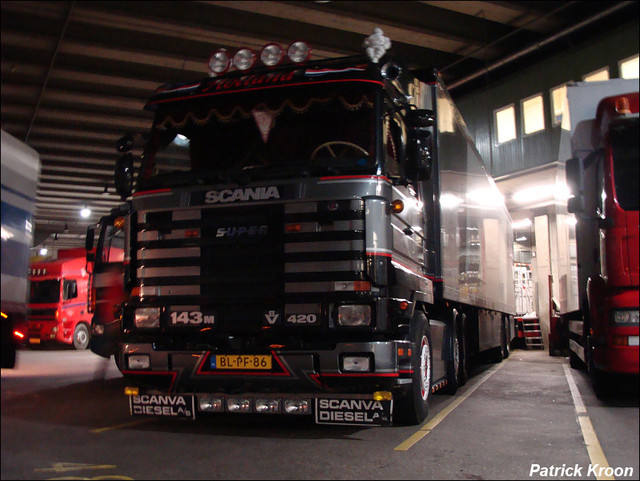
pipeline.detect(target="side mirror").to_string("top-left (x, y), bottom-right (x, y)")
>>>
top-left (567, 194), bottom-right (584, 214)
top-left (115, 153), bottom-right (134, 200)
top-left (406, 109), bottom-right (434, 128)
top-left (85, 226), bottom-right (95, 252)
top-left (116, 134), bottom-right (134, 153)
top-left (406, 131), bottom-right (432, 182)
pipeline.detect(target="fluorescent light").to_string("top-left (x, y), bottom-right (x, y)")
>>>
top-left (512, 218), bottom-right (532, 229)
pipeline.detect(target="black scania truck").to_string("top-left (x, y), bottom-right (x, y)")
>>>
top-left (87, 30), bottom-right (515, 426)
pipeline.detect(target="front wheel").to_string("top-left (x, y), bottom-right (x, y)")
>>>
top-left (395, 311), bottom-right (432, 425)
top-left (73, 323), bottom-right (90, 350)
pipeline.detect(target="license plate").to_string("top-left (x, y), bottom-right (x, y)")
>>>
top-left (129, 394), bottom-right (195, 419)
top-left (211, 355), bottom-right (272, 370)
top-left (315, 397), bottom-right (393, 426)
top-left (29, 338), bottom-right (40, 344)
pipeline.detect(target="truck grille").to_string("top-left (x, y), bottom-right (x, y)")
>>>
top-left (135, 199), bottom-right (365, 333)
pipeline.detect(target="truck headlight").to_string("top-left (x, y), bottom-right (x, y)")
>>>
top-left (135, 307), bottom-right (160, 329)
top-left (336, 305), bottom-right (371, 327)
top-left (612, 309), bottom-right (639, 325)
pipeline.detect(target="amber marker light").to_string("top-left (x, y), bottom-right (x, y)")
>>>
top-left (391, 199), bottom-right (404, 213)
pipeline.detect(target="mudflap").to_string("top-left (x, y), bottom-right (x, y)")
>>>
top-left (315, 395), bottom-right (393, 426)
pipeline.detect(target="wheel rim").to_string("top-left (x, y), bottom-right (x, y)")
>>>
top-left (76, 327), bottom-right (88, 348)
top-left (419, 335), bottom-right (431, 400)
top-left (453, 335), bottom-right (460, 377)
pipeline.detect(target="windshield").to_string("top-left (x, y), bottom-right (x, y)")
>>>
top-left (139, 85), bottom-right (377, 188)
top-left (29, 279), bottom-right (60, 304)
top-left (610, 117), bottom-right (639, 211)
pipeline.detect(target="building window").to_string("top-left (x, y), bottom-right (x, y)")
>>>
top-left (583, 67), bottom-right (610, 82)
top-left (620, 54), bottom-right (639, 79)
top-left (495, 105), bottom-right (516, 144)
top-left (522, 94), bottom-right (545, 135)
top-left (550, 84), bottom-right (567, 126)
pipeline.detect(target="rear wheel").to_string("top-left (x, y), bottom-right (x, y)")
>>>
top-left (443, 329), bottom-right (461, 394)
top-left (396, 311), bottom-right (432, 425)
top-left (73, 323), bottom-right (90, 350)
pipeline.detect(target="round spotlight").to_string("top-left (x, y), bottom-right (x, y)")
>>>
top-left (260, 43), bottom-right (284, 67)
top-left (233, 48), bottom-right (257, 71)
top-left (287, 41), bottom-right (311, 64)
top-left (208, 49), bottom-right (231, 75)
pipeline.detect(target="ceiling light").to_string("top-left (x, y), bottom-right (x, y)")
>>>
top-left (512, 218), bottom-right (532, 229)
top-left (80, 206), bottom-right (91, 218)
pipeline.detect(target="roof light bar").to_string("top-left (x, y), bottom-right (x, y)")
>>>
top-left (207, 40), bottom-right (311, 75)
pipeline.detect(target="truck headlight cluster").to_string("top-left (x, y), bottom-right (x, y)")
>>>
top-left (611, 309), bottom-right (639, 325)
top-left (134, 307), bottom-right (160, 328)
top-left (336, 305), bottom-right (371, 327)
top-left (196, 395), bottom-right (309, 415)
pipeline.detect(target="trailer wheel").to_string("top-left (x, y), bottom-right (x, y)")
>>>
top-left (442, 329), bottom-right (461, 394)
top-left (396, 311), bottom-right (432, 425)
top-left (73, 323), bottom-right (90, 350)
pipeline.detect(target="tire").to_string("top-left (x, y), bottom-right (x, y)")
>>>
top-left (443, 328), bottom-right (461, 395)
top-left (73, 323), bottom-right (90, 350)
top-left (569, 350), bottom-right (582, 369)
top-left (502, 317), bottom-right (510, 359)
top-left (395, 311), bottom-right (432, 425)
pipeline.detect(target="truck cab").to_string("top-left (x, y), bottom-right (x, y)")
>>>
top-left (27, 249), bottom-right (93, 349)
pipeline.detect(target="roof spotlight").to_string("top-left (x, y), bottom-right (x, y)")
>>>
top-left (260, 43), bottom-right (284, 67)
top-left (208, 49), bottom-right (231, 75)
top-left (233, 48), bottom-right (257, 71)
top-left (287, 41), bottom-right (311, 64)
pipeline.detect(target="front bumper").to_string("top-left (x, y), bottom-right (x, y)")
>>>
top-left (119, 339), bottom-right (412, 425)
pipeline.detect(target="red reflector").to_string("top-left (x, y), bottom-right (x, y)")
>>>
top-left (399, 301), bottom-right (409, 310)
top-left (185, 229), bottom-right (200, 238)
top-left (285, 224), bottom-right (301, 233)
top-left (611, 335), bottom-right (628, 346)
top-left (354, 281), bottom-right (371, 292)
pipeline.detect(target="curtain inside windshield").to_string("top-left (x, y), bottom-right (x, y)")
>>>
top-left (140, 87), bottom-right (375, 182)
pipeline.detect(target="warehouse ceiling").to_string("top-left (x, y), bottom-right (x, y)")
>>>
top-left (2, 0), bottom-right (638, 254)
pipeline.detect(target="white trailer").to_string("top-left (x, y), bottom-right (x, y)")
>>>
top-left (1, 129), bottom-right (41, 368)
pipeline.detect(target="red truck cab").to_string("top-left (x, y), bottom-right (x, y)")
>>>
top-left (27, 248), bottom-right (93, 349)
top-left (567, 90), bottom-right (639, 388)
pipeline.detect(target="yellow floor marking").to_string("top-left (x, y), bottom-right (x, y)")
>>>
top-left (34, 462), bottom-right (116, 472)
top-left (563, 364), bottom-right (614, 480)
top-left (394, 359), bottom-right (506, 451)
top-left (90, 417), bottom-right (155, 433)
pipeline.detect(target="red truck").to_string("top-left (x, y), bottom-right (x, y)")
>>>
top-left (564, 81), bottom-right (639, 394)
top-left (27, 248), bottom-right (94, 349)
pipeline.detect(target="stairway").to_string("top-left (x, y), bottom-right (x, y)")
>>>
top-left (521, 316), bottom-right (544, 349)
